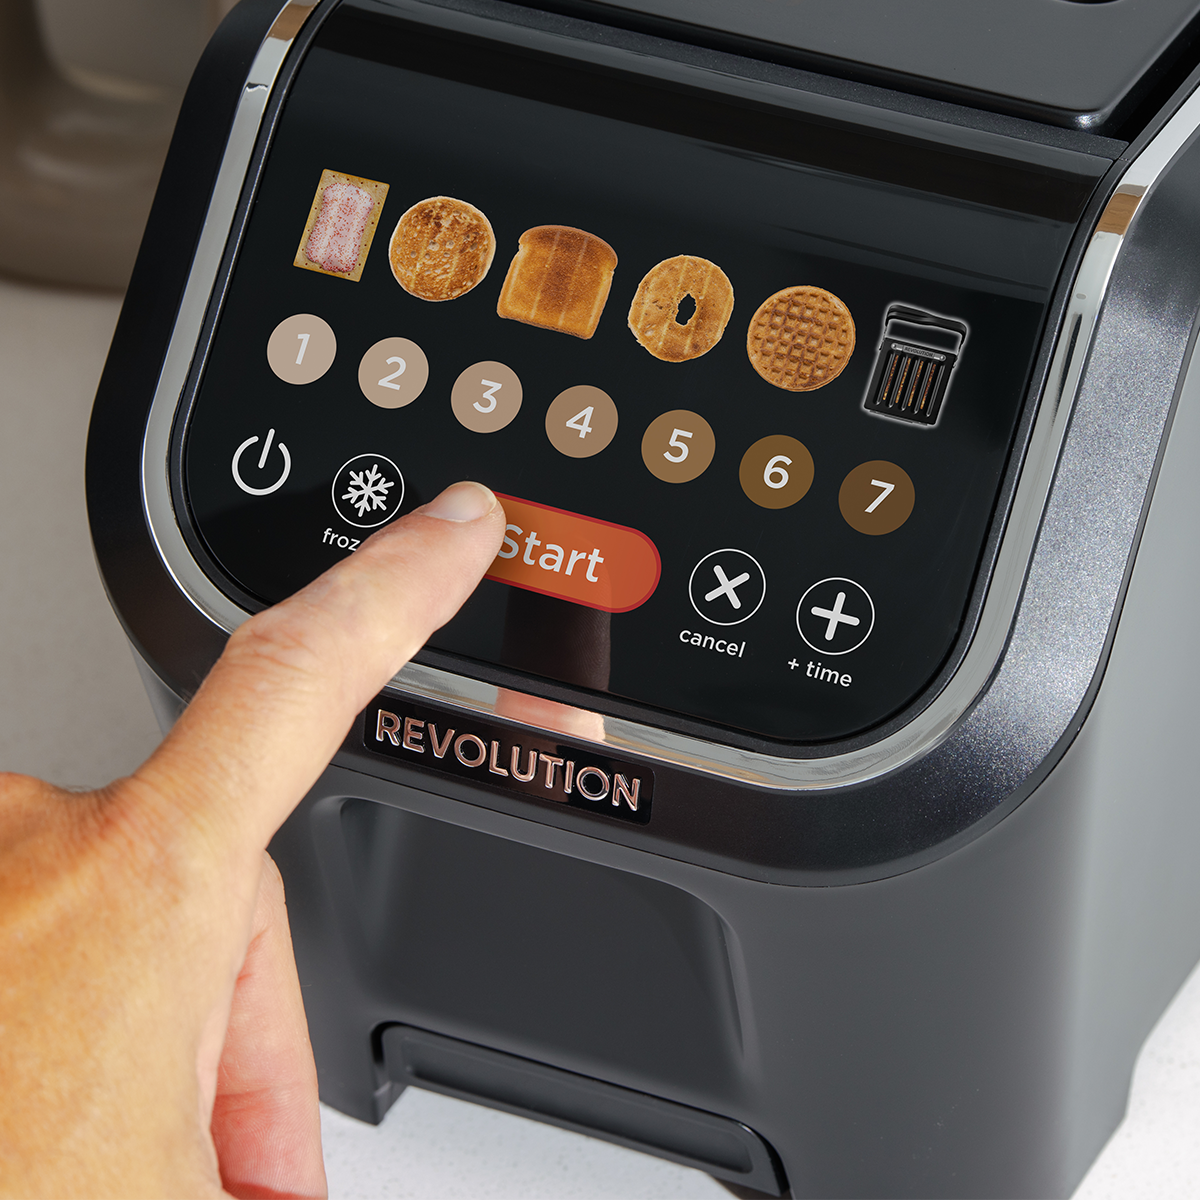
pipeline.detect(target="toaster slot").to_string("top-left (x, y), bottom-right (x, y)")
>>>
top-left (863, 305), bottom-right (967, 426)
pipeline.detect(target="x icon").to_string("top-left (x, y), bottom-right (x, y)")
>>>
top-left (705, 565), bottom-right (752, 609)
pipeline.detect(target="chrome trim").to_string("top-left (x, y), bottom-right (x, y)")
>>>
top-left (139, 10), bottom-right (1200, 792)
top-left (141, 2), bottom-right (316, 633)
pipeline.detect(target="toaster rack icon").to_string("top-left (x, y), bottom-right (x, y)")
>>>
top-left (862, 303), bottom-right (968, 425)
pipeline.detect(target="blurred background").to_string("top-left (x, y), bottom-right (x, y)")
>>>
top-left (0, 0), bottom-right (239, 289)
top-left (0, 1), bottom-right (1198, 1195)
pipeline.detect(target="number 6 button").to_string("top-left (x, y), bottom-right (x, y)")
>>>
top-left (739, 434), bottom-right (814, 508)
top-left (358, 337), bottom-right (430, 408)
top-left (838, 460), bottom-right (915, 534)
top-left (641, 409), bottom-right (715, 483)
top-left (452, 361), bottom-right (523, 432)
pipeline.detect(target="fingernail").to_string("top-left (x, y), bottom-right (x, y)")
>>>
top-left (421, 481), bottom-right (497, 523)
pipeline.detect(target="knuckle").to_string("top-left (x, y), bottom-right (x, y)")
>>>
top-left (225, 601), bottom-right (343, 686)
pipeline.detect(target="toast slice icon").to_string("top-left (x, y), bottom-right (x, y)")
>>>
top-left (497, 225), bottom-right (617, 339)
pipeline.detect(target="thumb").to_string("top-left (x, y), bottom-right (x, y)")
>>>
top-left (132, 480), bottom-right (505, 857)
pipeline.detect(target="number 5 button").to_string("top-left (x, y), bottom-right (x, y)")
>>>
top-left (452, 361), bottom-right (523, 432)
top-left (641, 409), bottom-right (715, 483)
top-left (839, 460), bottom-right (915, 534)
top-left (358, 337), bottom-right (430, 408)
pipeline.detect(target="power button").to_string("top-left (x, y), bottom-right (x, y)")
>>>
top-left (232, 428), bottom-right (291, 496)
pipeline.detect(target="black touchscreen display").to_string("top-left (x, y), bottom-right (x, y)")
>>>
top-left (181, 3), bottom-right (1090, 744)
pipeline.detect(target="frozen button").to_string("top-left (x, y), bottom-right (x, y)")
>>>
top-left (332, 453), bottom-right (405, 528)
top-left (488, 495), bottom-right (660, 613)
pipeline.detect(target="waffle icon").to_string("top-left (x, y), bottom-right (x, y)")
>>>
top-left (746, 285), bottom-right (856, 391)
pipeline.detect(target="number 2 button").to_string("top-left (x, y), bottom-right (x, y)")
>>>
top-left (358, 337), bottom-right (430, 408)
top-left (452, 361), bottom-right (523, 432)
top-left (545, 385), bottom-right (619, 458)
top-left (267, 313), bottom-right (336, 385)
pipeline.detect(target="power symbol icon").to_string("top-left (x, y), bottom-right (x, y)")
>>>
top-left (232, 428), bottom-right (291, 496)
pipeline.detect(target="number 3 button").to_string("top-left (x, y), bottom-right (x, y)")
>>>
top-left (358, 337), bottom-right (429, 408)
top-left (545, 385), bottom-right (618, 458)
top-left (452, 361), bottom-right (523, 433)
top-left (839, 460), bottom-right (915, 534)
top-left (641, 410), bottom-right (715, 483)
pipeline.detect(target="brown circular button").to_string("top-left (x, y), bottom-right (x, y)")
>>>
top-left (641, 410), bottom-right (716, 483)
top-left (739, 435), bottom-right (814, 509)
top-left (267, 313), bottom-right (336, 384)
top-left (545, 385), bottom-right (618, 458)
top-left (452, 361), bottom-right (523, 432)
top-left (839, 460), bottom-right (915, 534)
top-left (357, 337), bottom-right (429, 408)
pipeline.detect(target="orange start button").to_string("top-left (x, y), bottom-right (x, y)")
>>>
top-left (487, 494), bottom-right (661, 613)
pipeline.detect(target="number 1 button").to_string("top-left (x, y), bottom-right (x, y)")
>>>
top-left (452, 361), bottom-right (522, 432)
top-left (838, 460), bottom-right (915, 534)
top-left (545, 385), bottom-right (618, 458)
top-left (267, 313), bottom-right (336, 384)
top-left (358, 337), bottom-right (429, 408)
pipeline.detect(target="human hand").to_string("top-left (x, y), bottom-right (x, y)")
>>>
top-left (0, 482), bottom-right (505, 1199)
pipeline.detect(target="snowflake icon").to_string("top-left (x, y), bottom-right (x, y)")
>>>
top-left (331, 453), bottom-right (405, 528)
top-left (342, 462), bottom-right (394, 517)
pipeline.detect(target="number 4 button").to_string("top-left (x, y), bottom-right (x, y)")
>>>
top-left (545, 385), bottom-right (619, 458)
top-left (838, 460), bottom-right (915, 535)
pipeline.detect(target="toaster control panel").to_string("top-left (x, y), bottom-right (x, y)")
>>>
top-left (178, 4), bottom-right (1090, 745)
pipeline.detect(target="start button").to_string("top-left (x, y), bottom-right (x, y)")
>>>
top-left (488, 495), bottom-right (661, 613)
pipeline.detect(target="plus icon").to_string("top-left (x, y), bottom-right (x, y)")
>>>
top-left (796, 577), bottom-right (875, 655)
top-left (810, 591), bottom-right (861, 642)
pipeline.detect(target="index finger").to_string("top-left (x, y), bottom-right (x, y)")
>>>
top-left (132, 481), bottom-right (505, 857)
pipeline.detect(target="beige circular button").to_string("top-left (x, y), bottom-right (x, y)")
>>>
top-left (357, 337), bottom-right (429, 408)
top-left (739, 435), bottom-right (814, 509)
top-left (545, 385), bottom-right (618, 458)
top-left (641, 410), bottom-right (716, 483)
top-left (452, 361), bottom-right (523, 433)
top-left (839, 460), bottom-right (915, 534)
top-left (267, 313), bottom-right (336, 384)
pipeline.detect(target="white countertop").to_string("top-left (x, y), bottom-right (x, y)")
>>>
top-left (2, 273), bottom-right (1197, 1198)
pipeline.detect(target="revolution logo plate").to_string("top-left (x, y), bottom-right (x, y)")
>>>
top-left (362, 696), bottom-right (654, 825)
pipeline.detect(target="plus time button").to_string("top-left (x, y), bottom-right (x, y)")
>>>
top-left (796, 577), bottom-right (875, 655)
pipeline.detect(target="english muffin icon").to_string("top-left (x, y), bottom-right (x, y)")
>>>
top-left (389, 196), bottom-right (495, 301)
top-left (497, 225), bottom-right (618, 339)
